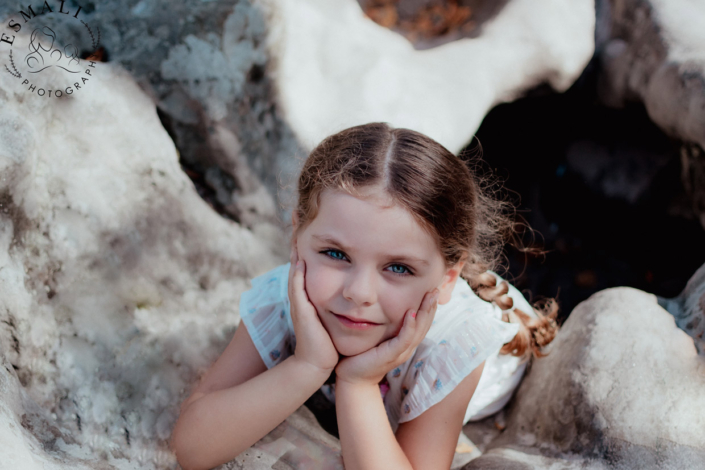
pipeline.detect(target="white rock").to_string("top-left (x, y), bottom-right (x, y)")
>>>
top-left (597, 0), bottom-right (705, 228)
top-left (0, 0), bottom-right (595, 223)
top-left (264, 0), bottom-right (595, 154)
top-left (465, 287), bottom-right (705, 469)
top-left (598, 0), bottom-right (705, 147)
top-left (659, 262), bottom-right (705, 354)
top-left (0, 60), bottom-right (279, 468)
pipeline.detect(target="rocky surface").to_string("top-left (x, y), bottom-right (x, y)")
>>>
top-left (659, 262), bottom-right (705, 355)
top-left (1, 0), bottom-right (595, 223)
top-left (596, 0), bottom-right (705, 229)
top-left (0, 61), bottom-right (279, 469)
top-left (223, 403), bottom-right (479, 470)
top-left (0, 0), bottom-right (302, 228)
top-left (222, 406), bottom-right (344, 470)
top-left (269, 0), bottom-right (594, 155)
top-left (463, 284), bottom-right (705, 469)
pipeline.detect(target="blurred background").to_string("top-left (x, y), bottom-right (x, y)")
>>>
top-left (473, 67), bottom-right (705, 321)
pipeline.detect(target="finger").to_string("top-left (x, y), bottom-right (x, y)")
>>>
top-left (291, 260), bottom-right (303, 298)
top-left (289, 243), bottom-right (299, 281)
top-left (379, 308), bottom-right (418, 360)
top-left (414, 289), bottom-right (439, 340)
top-left (288, 259), bottom-right (300, 315)
top-left (379, 295), bottom-right (444, 365)
top-left (289, 247), bottom-right (300, 272)
top-left (291, 260), bottom-right (312, 317)
top-left (288, 252), bottom-right (296, 300)
top-left (416, 289), bottom-right (439, 319)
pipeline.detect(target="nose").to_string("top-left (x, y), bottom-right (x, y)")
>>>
top-left (342, 266), bottom-right (378, 307)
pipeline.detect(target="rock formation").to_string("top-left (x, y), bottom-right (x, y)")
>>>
top-left (463, 280), bottom-right (705, 469)
top-left (267, 0), bottom-right (594, 154)
top-left (0, 0), bottom-right (596, 223)
top-left (596, 0), bottom-right (705, 229)
top-left (659, 263), bottom-right (705, 355)
top-left (0, 62), bottom-right (279, 469)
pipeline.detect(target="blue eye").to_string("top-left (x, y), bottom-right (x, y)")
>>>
top-left (323, 249), bottom-right (348, 261)
top-left (387, 264), bottom-right (412, 276)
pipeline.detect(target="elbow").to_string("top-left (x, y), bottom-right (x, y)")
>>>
top-left (171, 436), bottom-right (209, 470)
top-left (170, 412), bottom-right (208, 470)
top-left (170, 394), bottom-right (253, 469)
top-left (170, 426), bottom-right (193, 470)
top-left (170, 406), bottom-right (245, 470)
top-left (171, 432), bottom-right (243, 470)
top-left (173, 453), bottom-right (203, 470)
top-left (172, 450), bottom-right (198, 470)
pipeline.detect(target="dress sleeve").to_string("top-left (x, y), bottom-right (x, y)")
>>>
top-left (383, 276), bottom-right (533, 429)
top-left (395, 309), bottom-right (516, 425)
top-left (239, 263), bottom-right (295, 369)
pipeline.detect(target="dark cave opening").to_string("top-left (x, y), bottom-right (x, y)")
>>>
top-left (470, 62), bottom-right (705, 322)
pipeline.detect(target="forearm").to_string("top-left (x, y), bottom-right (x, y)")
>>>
top-left (172, 356), bottom-right (330, 470)
top-left (335, 380), bottom-right (413, 470)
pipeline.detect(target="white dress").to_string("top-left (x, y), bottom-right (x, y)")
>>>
top-left (239, 263), bottom-right (535, 431)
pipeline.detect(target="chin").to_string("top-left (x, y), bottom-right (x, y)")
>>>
top-left (332, 337), bottom-right (376, 357)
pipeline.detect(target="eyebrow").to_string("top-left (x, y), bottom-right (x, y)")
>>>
top-left (312, 234), bottom-right (347, 247)
top-left (312, 234), bottom-right (430, 267)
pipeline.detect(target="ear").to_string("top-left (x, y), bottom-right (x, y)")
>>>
top-left (438, 260), bottom-right (465, 305)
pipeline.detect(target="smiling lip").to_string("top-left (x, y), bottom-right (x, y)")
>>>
top-left (332, 313), bottom-right (381, 330)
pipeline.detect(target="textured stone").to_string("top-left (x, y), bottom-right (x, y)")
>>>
top-left (0, 0), bottom-right (595, 225)
top-left (0, 61), bottom-right (279, 469)
top-left (596, 0), bottom-right (705, 228)
top-left (0, 0), bottom-right (303, 227)
top-left (464, 447), bottom-right (601, 470)
top-left (469, 287), bottom-right (705, 469)
top-left (268, 0), bottom-right (595, 155)
top-left (659, 262), bottom-right (705, 355)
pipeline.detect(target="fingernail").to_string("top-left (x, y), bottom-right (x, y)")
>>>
top-left (410, 311), bottom-right (417, 319)
top-left (296, 260), bottom-right (301, 268)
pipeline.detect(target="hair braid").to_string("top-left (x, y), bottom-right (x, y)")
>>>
top-left (471, 272), bottom-right (559, 359)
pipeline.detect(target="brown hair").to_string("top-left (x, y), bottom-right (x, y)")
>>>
top-left (295, 122), bottom-right (558, 359)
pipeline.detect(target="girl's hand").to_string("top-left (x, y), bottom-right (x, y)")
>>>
top-left (288, 248), bottom-right (340, 374)
top-left (335, 289), bottom-right (440, 386)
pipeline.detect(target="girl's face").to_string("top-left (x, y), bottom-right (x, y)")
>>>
top-left (294, 187), bottom-right (464, 357)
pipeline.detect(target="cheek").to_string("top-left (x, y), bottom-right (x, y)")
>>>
top-left (303, 262), bottom-right (342, 307)
top-left (381, 273), bottom-right (443, 327)
top-left (380, 283), bottom-right (426, 324)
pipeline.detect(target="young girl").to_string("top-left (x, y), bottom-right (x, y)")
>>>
top-left (171, 123), bottom-right (558, 470)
